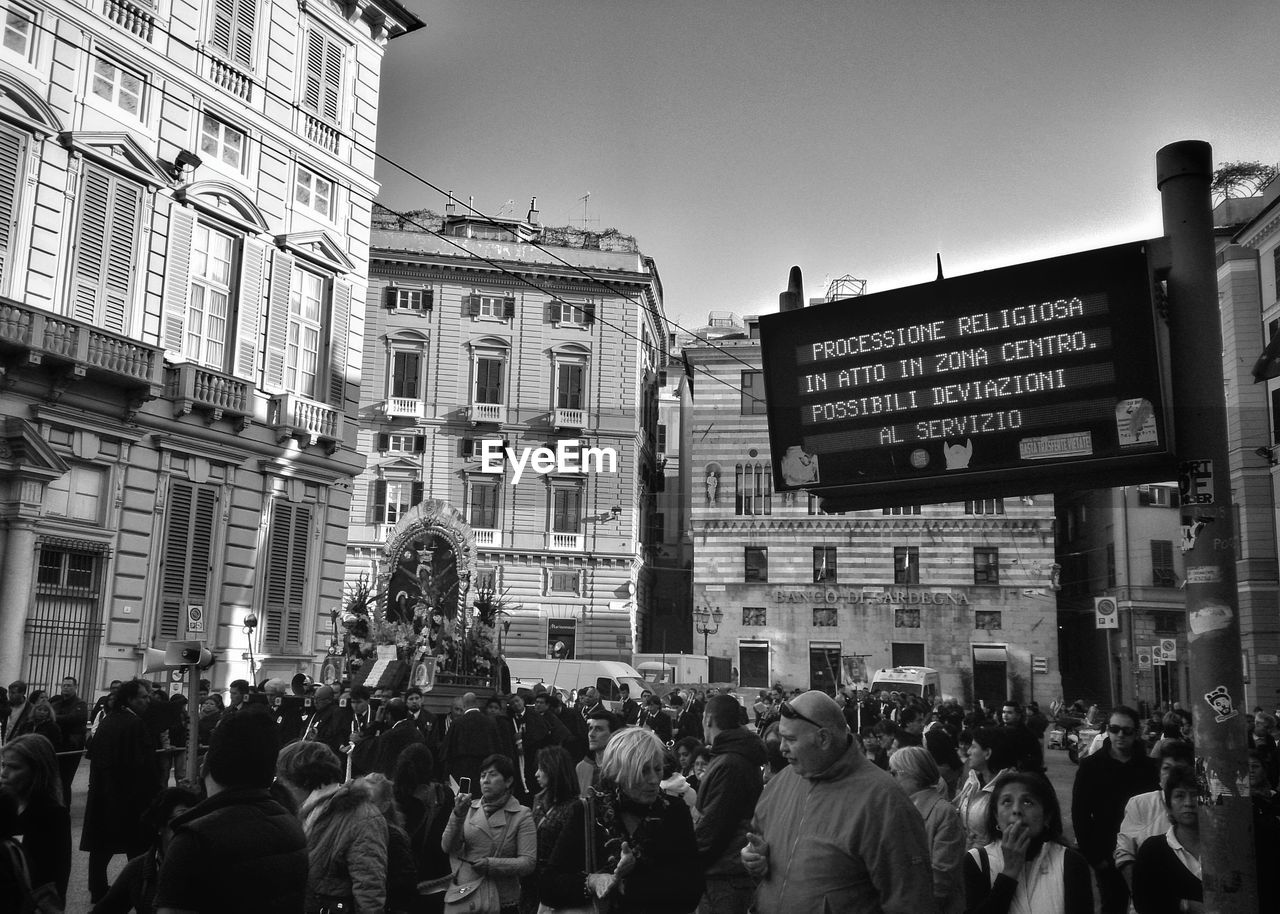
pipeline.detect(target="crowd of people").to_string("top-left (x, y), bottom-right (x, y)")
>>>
top-left (0, 673), bottom-right (1278, 913)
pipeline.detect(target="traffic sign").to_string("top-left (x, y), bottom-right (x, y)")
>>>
top-left (759, 242), bottom-right (1172, 510)
top-left (1137, 647), bottom-right (1152, 670)
top-left (1160, 638), bottom-right (1177, 660)
top-left (1095, 596), bottom-right (1119, 629)
top-left (187, 604), bottom-right (205, 636)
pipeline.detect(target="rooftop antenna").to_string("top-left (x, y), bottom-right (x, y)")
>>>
top-left (573, 192), bottom-right (599, 229)
top-left (496, 199), bottom-right (515, 218)
top-left (825, 274), bottom-right (867, 301)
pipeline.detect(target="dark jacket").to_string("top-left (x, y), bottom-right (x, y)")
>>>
top-left (17, 793), bottom-right (71, 900)
top-left (49, 695), bottom-right (88, 749)
top-left (299, 780), bottom-right (388, 914)
top-left (638, 708), bottom-right (672, 743)
top-left (352, 718), bottom-right (425, 777)
top-left (1131, 833), bottom-right (1202, 914)
top-left (672, 706), bottom-right (703, 743)
top-left (81, 708), bottom-right (161, 853)
top-left (90, 849), bottom-right (159, 914)
top-left (154, 787), bottom-right (309, 913)
top-left (694, 727), bottom-right (766, 877)
top-left (442, 709), bottom-right (503, 789)
top-left (1070, 739), bottom-right (1159, 866)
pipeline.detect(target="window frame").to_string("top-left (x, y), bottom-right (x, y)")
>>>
top-left (208, 0), bottom-right (257, 71)
top-left (301, 23), bottom-right (345, 127)
top-left (388, 347), bottom-right (424, 400)
top-left (735, 462), bottom-right (772, 516)
top-left (742, 607), bottom-right (767, 626)
top-left (893, 545), bottom-right (920, 585)
top-left (294, 164), bottom-right (335, 221)
top-left (1, 2), bottom-right (37, 64)
top-left (740, 369), bottom-right (767, 415)
top-left (198, 111), bottom-right (248, 175)
top-left (468, 478), bottom-right (500, 530)
top-left (744, 546), bottom-right (768, 583)
top-left (812, 607), bottom-right (838, 627)
top-left (90, 54), bottom-right (146, 120)
top-left (183, 221), bottom-right (237, 370)
top-left (964, 498), bottom-right (1005, 515)
top-left (813, 546), bottom-right (837, 583)
top-left (285, 263), bottom-right (326, 399)
top-left (973, 547), bottom-right (999, 585)
top-left (550, 482), bottom-right (583, 535)
top-left (1151, 539), bottom-right (1176, 587)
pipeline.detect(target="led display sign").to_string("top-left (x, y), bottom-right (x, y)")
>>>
top-left (759, 241), bottom-right (1172, 510)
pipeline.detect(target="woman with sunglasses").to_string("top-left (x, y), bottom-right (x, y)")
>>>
top-left (964, 771), bottom-right (1093, 913)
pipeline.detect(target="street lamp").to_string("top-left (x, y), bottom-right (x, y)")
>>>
top-left (693, 605), bottom-right (723, 655)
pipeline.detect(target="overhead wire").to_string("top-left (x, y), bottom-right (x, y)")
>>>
top-left (13, 11), bottom-right (769, 404)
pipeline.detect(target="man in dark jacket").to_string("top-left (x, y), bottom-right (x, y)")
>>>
top-left (1000, 700), bottom-right (1045, 772)
top-left (352, 697), bottom-right (425, 776)
top-left (671, 692), bottom-right (704, 743)
top-left (155, 707), bottom-right (308, 912)
top-left (441, 691), bottom-right (502, 791)
top-left (50, 675), bottom-right (88, 806)
top-left (507, 692), bottom-right (552, 792)
top-left (82, 678), bottom-right (163, 902)
top-left (618, 683), bottom-right (641, 726)
top-left (1071, 704), bottom-right (1159, 914)
top-left (695, 693), bottom-right (766, 914)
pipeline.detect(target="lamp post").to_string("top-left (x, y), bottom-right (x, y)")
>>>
top-left (692, 605), bottom-right (723, 656)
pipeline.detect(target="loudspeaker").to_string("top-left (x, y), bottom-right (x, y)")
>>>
top-left (144, 648), bottom-right (169, 673)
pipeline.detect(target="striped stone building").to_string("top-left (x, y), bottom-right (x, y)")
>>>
top-left (683, 315), bottom-right (1063, 706)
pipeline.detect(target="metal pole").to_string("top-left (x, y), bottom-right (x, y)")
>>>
top-left (185, 664), bottom-right (200, 785)
top-left (1157, 140), bottom-right (1256, 913)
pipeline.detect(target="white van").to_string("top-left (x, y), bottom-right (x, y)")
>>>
top-left (870, 666), bottom-right (941, 703)
top-left (504, 658), bottom-right (648, 712)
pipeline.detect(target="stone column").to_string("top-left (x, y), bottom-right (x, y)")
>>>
top-left (0, 516), bottom-right (38, 683)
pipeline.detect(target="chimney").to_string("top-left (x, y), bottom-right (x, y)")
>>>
top-left (445, 191), bottom-right (456, 217)
top-left (527, 196), bottom-right (540, 225)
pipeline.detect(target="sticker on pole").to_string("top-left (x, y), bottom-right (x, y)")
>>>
top-left (1094, 596), bottom-right (1119, 629)
top-left (1178, 459), bottom-right (1213, 505)
top-left (1203, 685), bottom-right (1239, 723)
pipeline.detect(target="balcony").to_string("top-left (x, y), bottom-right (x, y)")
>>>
top-left (553, 407), bottom-right (585, 429)
top-left (547, 532), bottom-right (584, 552)
top-left (0, 298), bottom-right (164, 410)
top-left (382, 397), bottom-right (425, 419)
top-left (208, 56), bottom-right (253, 102)
top-left (268, 392), bottom-right (342, 451)
top-left (102, 0), bottom-right (155, 43)
top-left (165, 363), bottom-right (253, 428)
top-left (305, 115), bottom-right (341, 155)
top-left (473, 528), bottom-right (502, 548)
top-left (468, 402), bottom-right (506, 425)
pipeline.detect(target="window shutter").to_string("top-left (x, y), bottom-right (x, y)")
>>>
top-left (467, 293), bottom-right (480, 317)
top-left (321, 38), bottom-right (343, 123)
top-left (584, 301), bottom-right (596, 324)
top-left (413, 435), bottom-right (425, 453)
top-left (233, 237), bottom-right (266, 380)
top-left (0, 126), bottom-right (25, 288)
top-left (329, 278), bottom-right (352, 406)
top-left (159, 480), bottom-right (217, 644)
top-left (232, 0), bottom-right (255, 69)
top-left (303, 30), bottom-right (324, 113)
top-left (376, 433), bottom-right (389, 451)
top-left (161, 205), bottom-right (196, 357)
top-left (70, 167), bottom-right (112, 324)
top-left (1137, 489), bottom-right (1151, 506)
top-left (423, 288), bottom-right (434, 310)
top-left (102, 176), bottom-right (141, 334)
top-left (263, 249), bottom-right (294, 391)
top-left (411, 481), bottom-right (424, 506)
top-left (384, 285), bottom-right (398, 309)
top-left (372, 480), bottom-right (386, 523)
top-left (503, 295), bottom-right (515, 319)
top-left (210, 0), bottom-right (234, 58)
top-left (263, 501), bottom-right (310, 653)
top-left (548, 302), bottom-right (561, 323)
top-left (462, 438), bottom-right (474, 458)
top-left (304, 29), bottom-right (342, 123)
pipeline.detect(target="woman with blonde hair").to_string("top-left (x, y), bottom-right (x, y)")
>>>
top-left (890, 745), bottom-right (965, 914)
top-left (541, 727), bottom-right (703, 913)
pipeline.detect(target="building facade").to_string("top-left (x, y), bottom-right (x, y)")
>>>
top-left (345, 205), bottom-right (667, 662)
top-left (0, 0), bottom-right (421, 692)
top-left (684, 315), bottom-right (1062, 706)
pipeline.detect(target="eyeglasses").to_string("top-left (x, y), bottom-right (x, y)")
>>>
top-left (1107, 725), bottom-right (1136, 736)
top-left (780, 700), bottom-right (824, 729)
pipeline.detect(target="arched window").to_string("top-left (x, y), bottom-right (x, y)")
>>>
top-left (735, 462), bottom-right (772, 516)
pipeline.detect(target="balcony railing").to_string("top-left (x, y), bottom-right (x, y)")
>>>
top-left (0, 298), bottom-right (164, 405)
top-left (305, 115), bottom-right (341, 154)
top-left (468, 402), bottom-right (506, 424)
top-left (553, 407), bottom-right (585, 429)
top-left (383, 397), bottom-right (425, 419)
top-left (268, 392), bottom-right (342, 451)
top-left (209, 56), bottom-right (253, 102)
top-left (103, 0), bottom-right (155, 42)
top-left (473, 528), bottom-right (501, 548)
top-left (165, 363), bottom-right (252, 427)
top-left (547, 532), bottom-right (584, 551)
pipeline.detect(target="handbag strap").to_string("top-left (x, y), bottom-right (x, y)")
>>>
top-left (582, 793), bottom-right (597, 874)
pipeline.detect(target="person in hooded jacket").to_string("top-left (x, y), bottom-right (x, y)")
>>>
top-left (276, 739), bottom-right (388, 914)
top-left (694, 693), bottom-right (767, 914)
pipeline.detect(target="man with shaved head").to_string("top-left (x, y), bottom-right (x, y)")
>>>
top-left (741, 689), bottom-right (934, 913)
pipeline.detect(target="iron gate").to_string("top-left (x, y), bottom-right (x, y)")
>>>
top-left (23, 542), bottom-right (107, 694)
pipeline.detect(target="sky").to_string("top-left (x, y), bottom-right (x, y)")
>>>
top-left (374, 1), bottom-right (1280, 336)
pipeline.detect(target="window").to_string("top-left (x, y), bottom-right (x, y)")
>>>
top-left (302, 26), bottom-right (344, 124)
top-left (378, 433), bottom-right (422, 453)
top-left (556, 362), bottom-right (584, 409)
top-left (550, 301), bottom-right (593, 326)
top-left (975, 610), bottom-right (1003, 631)
top-left (286, 266), bottom-right (325, 398)
top-left (735, 462), bottom-right (771, 515)
top-left (1151, 612), bottom-right (1179, 635)
top-left (657, 424), bottom-right (667, 453)
top-left (740, 370), bottom-right (767, 415)
top-left (370, 479), bottom-right (421, 525)
top-left (199, 113), bottom-right (246, 172)
top-left (551, 485), bottom-right (582, 534)
top-left (549, 570), bottom-right (580, 594)
top-left (1152, 540), bottom-right (1175, 587)
top-left (28, 545), bottom-right (104, 693)
top-left (475, 356), bottom-right (504, 404)
top-left (742, 607), bottom-right (767, 626)
top-left (475, 566), bottom-right (497, 591)
top-left (262, 500), bottom-right (311, 653)
top-left (43, 464), bottom-right (107, 522)
top-left (468, 479), bottom-right (498, 529)
top-left (813, 546), bottom-right (837, 583)
top-left (2, 3), bottom-right (35, 62)
top-left (1106, 543), bottom-right (1116, 588)
top-left (294, 165), bottom-right (334, 220)
top-left (548, 619), bottom-right (576, 659)
top-left (70, 164), bottom-right (143, 333)
top-left (0, 122), bottom-right (27, 288)
top-left (467, 293), bottom-right (514, 320)
top-left (209, 0), bottom-right (256, 70)
top-left (894, 608), bottom-right (921, 628)
top-left (158, 481), bottom-right (217, 641)
top-left (973, 547), bottom-right (999, 584)
top-left (390, 288), bottom-right (431, 311)
top-left (184, 223), bottom-right (235, 369)
top-left (883, 505), bottom-right (922, 515)
top-left (965, 498), bottom-right (1004, 515)
top-left (91, 57), bottom-right (145, 118)
top-left (390, 350), bottom-right (422, 399)
top-left (1138, 485), bottom-right (1179, 508)
top-left (744, 546), bottom-right (768, 582)
top-left (894, 546), bottom-right (919, 584)
top-left (812, 607), bottom-right (838, 627)
top-left (739, 641), bottom-right (770, 688)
